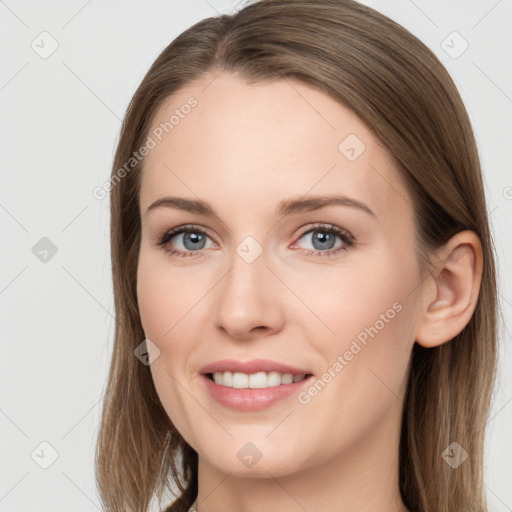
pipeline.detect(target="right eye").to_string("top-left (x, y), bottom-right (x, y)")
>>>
top-left (156, 224), bottom-right (216, 258)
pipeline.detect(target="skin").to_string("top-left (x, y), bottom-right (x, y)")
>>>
top-left (136, 72), bottom-right (483, 512)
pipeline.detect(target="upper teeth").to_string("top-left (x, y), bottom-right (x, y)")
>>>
top-left (212, 371), bottom-right (307, 388)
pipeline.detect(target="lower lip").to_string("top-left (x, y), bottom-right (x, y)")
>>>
top-left (201, 374), bottom-right (314, 412)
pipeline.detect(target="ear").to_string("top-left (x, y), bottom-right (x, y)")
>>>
top-left (414, 230), bottom-right (484, 348)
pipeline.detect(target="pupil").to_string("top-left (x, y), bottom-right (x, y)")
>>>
top-left (313, 231), bottom-right (335, 250)
top-left (183, 232), bottom-right (205, 250)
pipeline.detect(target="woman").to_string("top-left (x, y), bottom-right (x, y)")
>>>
top-left (95, 1), bottom-right (499, 511)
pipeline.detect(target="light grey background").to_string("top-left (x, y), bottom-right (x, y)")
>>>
top-left (1, 1), bottom-right (511, 510)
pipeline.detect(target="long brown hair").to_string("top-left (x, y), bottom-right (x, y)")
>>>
top-left (94, 1), bottom-right (500, 511)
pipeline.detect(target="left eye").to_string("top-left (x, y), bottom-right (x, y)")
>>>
top-left (296, 228), bottom-right (342, 251)
top-left (292, 224), bottom-right (354, 256)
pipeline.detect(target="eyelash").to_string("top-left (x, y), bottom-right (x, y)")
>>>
top-left (155, 223), bottom-right (356, 259)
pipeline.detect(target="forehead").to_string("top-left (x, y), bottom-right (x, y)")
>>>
top-left (140, 73), bottom-right (410, 223)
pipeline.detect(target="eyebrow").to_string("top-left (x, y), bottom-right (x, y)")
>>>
top-left (145, 194), bottom-right (375, 219)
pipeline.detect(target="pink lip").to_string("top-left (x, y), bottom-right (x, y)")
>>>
top-left (199, 358), bottom-right (313, 376)
top-left (201, 373), bottom-right (314, 412)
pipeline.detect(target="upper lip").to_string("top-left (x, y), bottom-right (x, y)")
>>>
top-left (199, 358), bottom-right (313, 376)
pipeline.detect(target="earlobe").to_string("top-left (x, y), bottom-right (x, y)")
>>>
top-left (415, 230), bottom-right (483, 348)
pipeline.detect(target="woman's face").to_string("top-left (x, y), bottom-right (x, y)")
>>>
top-left (137, 72), bottom-right (424, 477)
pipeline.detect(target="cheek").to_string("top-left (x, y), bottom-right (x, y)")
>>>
top-left (300, 260), bottom-right (404, 340)
top-left (309, 251), bottom-right (417, 388)
top-left (137, 255), bottom-right (198, 435)
top-left (136, 251), bottom-right (204, 341)
top-left (136, 271), bottom-right (172, 341)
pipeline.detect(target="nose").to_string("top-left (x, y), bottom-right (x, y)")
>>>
top-left (214, 246), bottom-right (285, 340)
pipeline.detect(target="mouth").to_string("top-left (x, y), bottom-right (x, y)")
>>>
top-left (200, 370), bottom-right (315, 411)
top-left (204, 371), bottom-right (314, 389)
